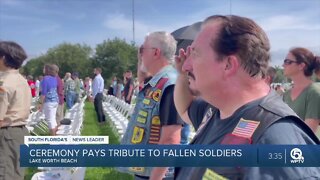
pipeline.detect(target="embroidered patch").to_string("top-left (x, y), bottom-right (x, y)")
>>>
top-left (232, 118), bottom-right (260, 138)
top-left (149, 116), bottom-right (161, 144)
top-left (155, 78), bottom-right (168, 89)
top-left (150, 133), bottom-right (159, 136)
top-left (152, 89), bottom-right (161, 102)
top-left (149, 137), bottom-right (159, 141)
top-left (138, 110), bottom-right (148, 117)
top-left (144, 87), bottom-right (150, 93)
top-left (150, 129), bottom-right (160, 133)
top-left (151, 116), bottom-right (160, 125)
top-left (137, 117), bottom-right (146, 124)
top-left (131, 126), bottom-right (144, 144)
top-left (220, 133), bottom-right (252, 145)
top-left (145, 90), bottom-right (153, 98)
top-left (143, 98), bottom-right (150, 105)
top-left (129, 167), bottom-right (145, 173)
top-left (202, 168), bottom-right (228, 180)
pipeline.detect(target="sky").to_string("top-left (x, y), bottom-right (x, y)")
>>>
top-left (0, 0), bottom-right (319, 66)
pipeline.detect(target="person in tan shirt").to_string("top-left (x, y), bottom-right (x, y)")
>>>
top-left (0, 41), bottom-right (31, 180)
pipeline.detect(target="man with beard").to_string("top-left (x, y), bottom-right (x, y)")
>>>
top-left (117, 31), bottom-right (183, 180)
top-left (173, 15), bottom-right (320, 179)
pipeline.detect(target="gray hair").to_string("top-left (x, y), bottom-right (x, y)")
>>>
top-left (146, 31), bottom-right (177, 62)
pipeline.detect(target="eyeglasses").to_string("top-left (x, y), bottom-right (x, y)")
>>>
top-left (283, 59), bottom-right (299, 65)
top-left (139, 46), bottom-right (157, 54)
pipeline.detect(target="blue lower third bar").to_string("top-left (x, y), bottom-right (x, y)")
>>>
top-left (20, 145), bottom-right (320, 167)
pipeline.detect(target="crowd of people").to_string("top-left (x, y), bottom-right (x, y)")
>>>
top-left (1, 13), bottom-right (320, 180)
top-left (22, 66), bottom-right (86, 135)
top-left (107, 70), bottom-right (139, 105)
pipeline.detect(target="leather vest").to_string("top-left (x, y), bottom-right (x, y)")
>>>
top-left (195, 91), bottom-right (319, 180)
top-left (117, 66), bottom-right (178, 177)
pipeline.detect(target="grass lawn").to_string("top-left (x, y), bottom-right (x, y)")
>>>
top-left (24, 102), bottom-right (133, 180)
top-left (24, 122), bottom-right (50, 180)
top-left (82, 102), bottom-right (133, 180)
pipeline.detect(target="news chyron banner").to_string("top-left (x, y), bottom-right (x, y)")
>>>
top-left (21, 136), bottom-right (320, 167)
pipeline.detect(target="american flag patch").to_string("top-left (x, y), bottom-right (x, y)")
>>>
top-left (232, 118), bottom-right (260, 138)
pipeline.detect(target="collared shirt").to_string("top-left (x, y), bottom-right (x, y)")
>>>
top-left (0, 69), bottom-right (31, 126)
top-left (92, 73), bottom-right (104, 98)
top-left (64, 77), bottom-right (75, 94)
top-left (145, 65), bottom-right (173, 87)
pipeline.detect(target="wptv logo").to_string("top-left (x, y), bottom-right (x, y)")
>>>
top-left (290, 148), bottom-right (304, 164)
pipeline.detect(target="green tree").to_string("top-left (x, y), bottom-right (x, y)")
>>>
top-left (93, 38), bottom-right (138, 85)
top-left (22, 55), bottom-right (49, 78)
top-left (22, 43), bottom-right (92, 79)
top-left (274, 66), bottom-right (286, 83)
top-left (45, 43), bottom-right (93, 78)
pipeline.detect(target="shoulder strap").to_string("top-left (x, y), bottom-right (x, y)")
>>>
top-left (252, 115), bottom-right (320, 144)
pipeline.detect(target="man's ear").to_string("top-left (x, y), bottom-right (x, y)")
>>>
top-left (224, 55), bottom-right (239, 76)
top-left (154, 48), bottom-right (161, 57)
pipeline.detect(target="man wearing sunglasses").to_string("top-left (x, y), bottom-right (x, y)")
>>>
top-left (117, 31), bottom-right (183, 180)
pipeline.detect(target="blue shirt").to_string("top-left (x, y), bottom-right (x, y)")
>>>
top-left (41, 75), bottom-right (58, 103)
top-left (92, 74), bottom-right (104, 98)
